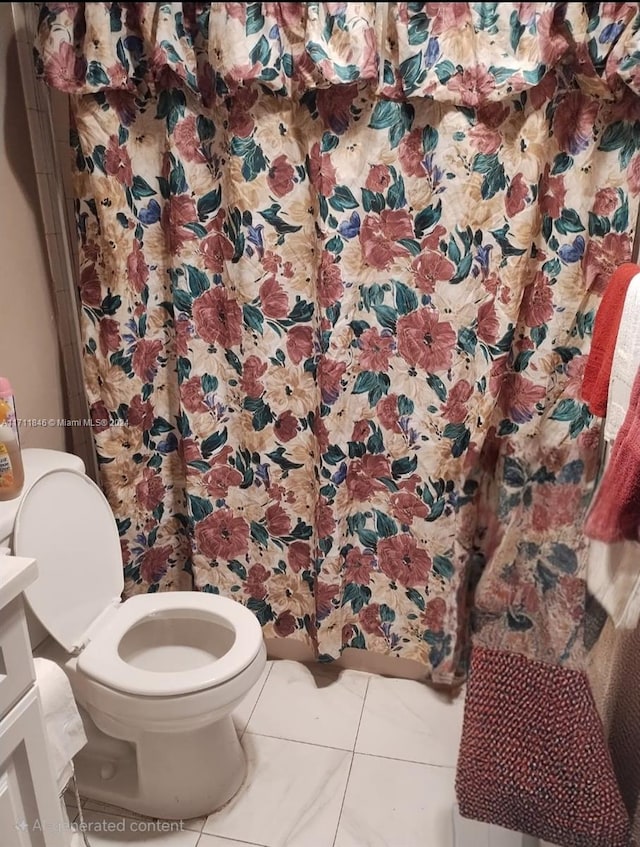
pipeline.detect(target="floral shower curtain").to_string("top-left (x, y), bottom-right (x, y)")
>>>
top-left (35, 3), bottom-right (640, 843)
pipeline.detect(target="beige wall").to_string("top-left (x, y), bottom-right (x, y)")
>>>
top-left (0, 4), bottom-right (66, 450)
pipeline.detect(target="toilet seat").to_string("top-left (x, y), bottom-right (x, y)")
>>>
top-left (78, 592), bottom-right (263, 697)
top-left (14, 468), bottom-right (264, 699)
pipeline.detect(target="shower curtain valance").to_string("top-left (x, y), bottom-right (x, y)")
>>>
top-left (35, 2), bottom-right (640, 105)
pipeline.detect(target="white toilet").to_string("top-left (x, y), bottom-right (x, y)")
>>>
top-left (0, 448), bottom-right (267, 820)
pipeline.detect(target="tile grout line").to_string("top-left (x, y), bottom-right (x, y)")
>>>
top-left (355, 749), bottom-right (459, 770)
top-left (331, 674), bottom-right (371, 847)
top-left (240, 661), bottom-right (274, 740)
top-left (239, 728), bottom-right (358, 753)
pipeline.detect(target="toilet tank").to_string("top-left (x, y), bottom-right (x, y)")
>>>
top-left (0, 448), bottom-right (86, 648)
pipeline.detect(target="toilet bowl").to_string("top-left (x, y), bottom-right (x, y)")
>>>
top-left (5, 454), bottom-right (266, 820)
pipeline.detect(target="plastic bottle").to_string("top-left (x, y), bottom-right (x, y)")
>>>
top-left (0, 378), bottom-right (24, 500)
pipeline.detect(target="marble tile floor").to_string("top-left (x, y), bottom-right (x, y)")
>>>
top-left (64, 658), bottom-right (478, 847)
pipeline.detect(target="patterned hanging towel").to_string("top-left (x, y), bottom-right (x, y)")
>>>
top-left (581, 264), bottom-right (640, 419)
top-left (456, 648), bottom-right (630, 847)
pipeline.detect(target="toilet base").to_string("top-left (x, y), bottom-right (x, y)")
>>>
top-left (74, 712), bottom-right (247, 820)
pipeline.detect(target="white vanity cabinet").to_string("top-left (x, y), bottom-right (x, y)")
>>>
top-left (0, 555), bottom-right (70, 847)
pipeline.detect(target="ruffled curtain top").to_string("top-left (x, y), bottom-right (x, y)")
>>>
top-left (35, 2), bottom-right (640, 105)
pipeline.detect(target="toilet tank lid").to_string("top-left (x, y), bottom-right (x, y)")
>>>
top-left (13, 468), bottom-right (123, 652)
top-left (0, 449), bottom-right (85, 541)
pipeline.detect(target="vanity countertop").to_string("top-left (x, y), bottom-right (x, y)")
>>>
top-left (0, 555), bottom-right (37, 609)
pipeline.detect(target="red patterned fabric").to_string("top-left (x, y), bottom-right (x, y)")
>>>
top-left (456, 647), bottom-right (630, 847)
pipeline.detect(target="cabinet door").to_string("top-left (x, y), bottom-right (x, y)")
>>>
top-left (0, 596), bottom-right (35, 720)
top-left (0, 687), bottom-right (69, 847)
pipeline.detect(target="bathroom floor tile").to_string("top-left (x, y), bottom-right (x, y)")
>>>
top-left (233, 660), bottom-right (273, 735)
top-left (78, 798), bottom-right (154, 821)
top-left (72, 798), bottom-right (204, 833)
top-left (246, 660), bottom-right (369, 749)
top-left (355, 675), bottom-right (464, 766)
top-left (199, 836), bottom-right (265, 847)
top-left (334, 753), bottom-right (456, 847)
top-left (202, 733), bottom-right (351, 847)
top-left (72, 810), bottom-right (200, 846)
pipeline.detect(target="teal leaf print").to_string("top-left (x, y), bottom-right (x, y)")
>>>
top-left (246, 598), bottom-right (274, 625)
top-left (613, 195), bottom-right (629, 232)
top-left (372, 305), bottom-right (397, 332)
top-left (251, 521), bottom-right (269, 547)
top-left (475, 2), bottom-right (499, 33)
top-left (131, 175), bottom-right (156, 199)
top-left (243, 304), bottom-right (264, 334)
top-left (423, 125), bottom-right (439, 152)
top-left (433, 554), bottom-right (454, 580)
top-left (418, 192), bottom-right (446, 231)
top-left (427, 373), bottom-right (447, 402)
top-left (443, 422), bottom-right (470, 458)
top-left (387, 175), bottom-right (407, 210)
top-left (173, 289), bottom-right (193, 314)
top-left (249, 35), bottom-right (270, 66)
top-left (369, 101), bottom-right (414, 149)
top-left (356, 528), bottom-right (379, 549)
top-left (321, 132), bottom-right (339, 153)
top-left (380, 604), bottom-right (396, 622)
top-left (266, 447), bottom-right (304, 472)
top-left (434, 60), bottom-right (456, 84)
top-left (531, 324), bottom-right (548, 347)
top-left (509, 9), bottom-right (525, 50)
top-left (259, 204), bottom-right (302, 234)
top-left (92, 145), bottom-right (106, 174)
top-left (189, 494), bottom-right (213, 521)
top-left (374, 510), bottom-right (398, 537)
top-left (252, 400), bottom-right (273, 430)
top-left (246, 3), bottom-right (265, 35)
top-left (407, 12), bottom-right (429, 45)
top-left (400, 53), bottom-right (427, 91)
top-left (288, 299), bottom-right (314, 322)
top-left (186, 265), bottom-right (210, 296)
top-left (392, 455), bottom-right (418, 477)
top-left (362, 189), bottom-right (385, 213)
top-left (329, 185), bottom-right (359, 211)
top-left (472, 153), bottom-right (506, 199)
top-left (306, 41), bottom-right (329, 63)
top-left (555, 209), bottom-right (585, 235)
top-left (405, 587), bottom-right (426, 611)
top-left (227, 560), bottom-right (247, 580)
top-left (87, 60), bottom-right (110, 87)
top-left (201, 427), bottom-right (228, 458)
top-left (101, 292), bottom-right (122, 315)
top-left (551, 153), bottom-right (574, 175)
top-left (157, 89), bottom-right (186, 134)
top-left (457, 327), bottom-right (477, 355)
top-left (588, 212), bottom-right (611, 237)
top-left (550, 398), bottom-right (592, 436)
top-left (395, 280), bottom-right (418, 314)
top-left (197, 188), bottom-right (222, 220)
top-left (342, 583), bottom-right (372, 613)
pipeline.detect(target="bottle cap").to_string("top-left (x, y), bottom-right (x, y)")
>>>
top-left (0, 378), bottom-right (13, 399)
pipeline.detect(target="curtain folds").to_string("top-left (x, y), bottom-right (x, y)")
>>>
top-left (35, 3), bottom-right (640, 103)
top-left (34, 6), bottom-right (640, 840)
top-left (34, 0), bottom-right (640, 670)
